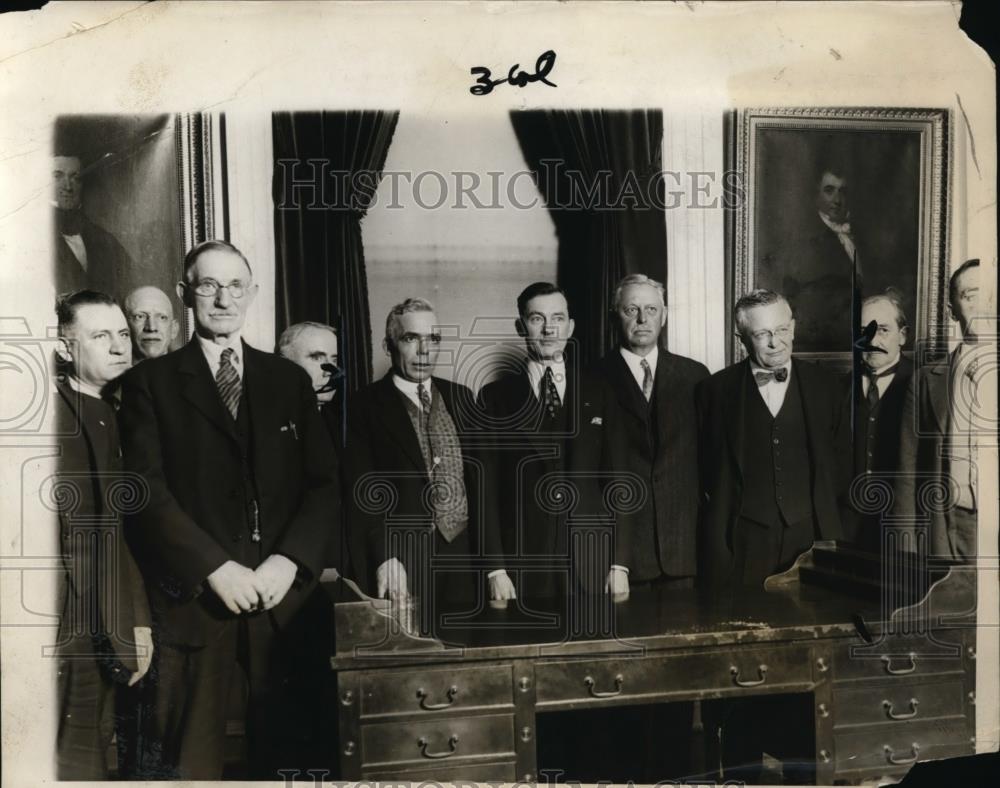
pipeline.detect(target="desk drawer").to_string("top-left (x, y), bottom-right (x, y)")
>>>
top-left (832, 719), bottom-right (971, 773)
top-left (360, 664), bottom-right (513, 719)
top-left (834, 679), bottom-right (965, 728)
top-left (535, 646), bottom-right (813, 707)
top-left (364, 761), bottom-right (518, 781)
top-left (833, 634), bottom-right (967, 683)
top-left (360, 713), bottom-right (515, 768)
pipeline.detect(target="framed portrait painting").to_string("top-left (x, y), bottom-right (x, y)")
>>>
top-left (728, 107), bottom-right (950, 368)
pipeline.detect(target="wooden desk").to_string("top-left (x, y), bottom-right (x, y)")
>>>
top-left (331, 546), bottom-right (976, 784)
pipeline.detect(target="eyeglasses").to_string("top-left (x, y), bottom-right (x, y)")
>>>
top-left (749, 325), bottom-right (792, 343)
top-left (187, 279), bottom-right (249, 299)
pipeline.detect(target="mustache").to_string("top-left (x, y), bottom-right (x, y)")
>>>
top-left (316, 362), bottom-right (345, 394)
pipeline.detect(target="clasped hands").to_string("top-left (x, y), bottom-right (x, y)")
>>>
top-left (206, 555), bottom-right (298, 615)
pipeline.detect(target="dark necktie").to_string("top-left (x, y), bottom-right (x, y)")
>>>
top-left (640, 358), bottom-right (653, 401)
top-left (216, 347), bottom-right (241, 419)
top-left (417, 382), bottom-right (432, 427)
top-left (754, 367), bottom-right (788, 386)
top-left (541, 366), bottom-right (561, 418)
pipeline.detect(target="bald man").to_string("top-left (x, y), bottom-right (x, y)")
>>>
top-left (125, 286), bottom-right (180, 360)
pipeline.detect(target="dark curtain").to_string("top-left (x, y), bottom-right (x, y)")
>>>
top-left (510, 110), bottom-right (667, 367)
top-left (272, 111), bottom-right (399, 392)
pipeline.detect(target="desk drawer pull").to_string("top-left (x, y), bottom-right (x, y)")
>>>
top-left (883, 698), bottom-right (919, 720)
top-left (417, 734), bottom-right (459, 759)
top-left (881, 654), bottom-right (916, 675)
top-left (884, 742), bottom-right (919, 765)
top-left (416, 685), bottom-right (458, 710)
top-left (583, 674), bottom-right (624, 698)
top-left (730, 664), bottom-right (768, 687)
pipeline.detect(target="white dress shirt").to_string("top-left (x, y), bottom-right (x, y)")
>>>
top-left (197, 333), bottom-right (244, 381)
top-left (619, 345), bottom-right (659, 394)
top-left (527, 358), bottom-right (567, 402)
top-left (861, 353), bottom-right (900, 400)
top-left (392, 374), bottom-right (431, 411)
top-left (66, 373), bottom-right (103, 401)
top-left (62, 234), bottom-right (88, 269)
top-left (818, 210), bottom-right (859, 270)
top-left (750, 361), bottom-right (791, 417)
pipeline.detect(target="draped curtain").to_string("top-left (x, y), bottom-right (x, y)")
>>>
top-left (510, 110), bottom-right (667, 367)
top-left (272, 111), bottom-right (399, 392)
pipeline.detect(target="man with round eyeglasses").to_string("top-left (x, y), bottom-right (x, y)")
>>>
top-left (117, 239), bottom-right (339, 779)
top-left (696, 288), bottom-right (846, 588)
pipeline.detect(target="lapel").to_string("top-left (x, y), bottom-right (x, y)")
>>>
top-left (880, 356), bottom-right (913, 405)
top-left (242, 343), bottom-right (286, 478)
top-left (177, 338), bottom-right (239, 445)
top-left (723, 360), bottom-right (751, 473)
top-left (373, 373), bottom-right (427, 472)
top-left (791, 359), bottom-right (821, 464)
top-left (652, 352), bottom-right (675, 462)
top-left (606, 350), bottom-right (650, 425)
top-left (925, 351), bottom-right (954, 433)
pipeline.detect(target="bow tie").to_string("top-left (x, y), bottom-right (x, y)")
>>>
top-left (56, 208), bottom-right (83, 236)
top-left (754, 368), bottom-right (788, 386)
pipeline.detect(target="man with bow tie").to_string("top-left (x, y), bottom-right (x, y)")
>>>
top-left (118, 240), bottom-right (339, 779)
top-left (53, 154), bottom-right (134, 297)
top-left (477, 282), bottom-right (579, 605)
top-left (697, 289), bottom-right (846, 587)
top-left (839, 291), bottom-right (913, 549)
top-left (895, 259), bottom-right (992, 560)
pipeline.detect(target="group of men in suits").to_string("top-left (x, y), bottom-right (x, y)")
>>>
top-left (52, 232), bottom-right (986, 780)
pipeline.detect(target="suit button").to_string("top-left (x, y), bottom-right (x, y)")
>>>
top-left (777, 495), bottom-right (783, 502)
top-left (775, 466), bottom-right (782, 472)
top-left (869, 416), bottom-right (876, 423)
top-left (773, 438), bottom-right (780, 445)
top-left (776, 481), bottom-right (783, 487)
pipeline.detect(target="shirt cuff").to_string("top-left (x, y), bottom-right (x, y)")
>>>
top-left (610, 564), bottom-right (629, 574)
top-left (488, 568), bottom-right (506, 579)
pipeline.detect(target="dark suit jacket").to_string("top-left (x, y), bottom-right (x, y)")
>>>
top-left (55, 383), bottom-right (150, 676)
top-left (118, 339), bottom-right (339, 646)
top-left (54, 211), bottom-right (134, 298)
top-left (839, 356), bottom-right (913, 545)
top-left (346, 373), bottom-right (493, 589)
top-left (574, 350), bottom-right (709, 582)
top-left (696, 359), bottom-right (847, 585)
top-left (894, 351), bottom-right (965, 556)
top-left (477, 366), bottom-right (579, 597)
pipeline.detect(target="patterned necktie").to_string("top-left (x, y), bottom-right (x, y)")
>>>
top-left (417, 382), bottom-right (432, 427)
top-left (866, 371), bottom-right (881, 409)
top-left (754, 367), bottom-right (788, 386)
top-left (640, 358), bottom-right (653, 401)
top-left (541, 366), bottom-right (561, 418)
top-left (216, 347), bottom-right (241, 419)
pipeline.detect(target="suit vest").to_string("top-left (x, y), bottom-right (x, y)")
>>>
top-left (740, 371), bottom-right (813, 527)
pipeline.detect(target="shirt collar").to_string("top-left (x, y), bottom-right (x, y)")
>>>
top-left (66, 374), bottom-right (104, 400)
top-left (818, 211), bottom-right (851, 233)
top-left (392, 374), bottom-right (431, 401)
top-left (620, 344), bottom-right (659, 372)
top-left (197, 332), bottom-right (243, 367)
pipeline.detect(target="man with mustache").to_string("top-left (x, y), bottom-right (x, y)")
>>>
top-left (840, 291), bottom-right (913, 550)
top-left (118, 240), bottom-right (339, 779)
top-left (52, 153), bottom-right (134, 297)
top-left (124, 286), bottom-right (180, 361)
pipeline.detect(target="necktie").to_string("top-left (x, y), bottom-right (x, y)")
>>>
top-left (541, 366), bottom-right (562, 418)
top-left (640, 358), bottom-right (653, 401)
top-left (216, 347), bottom-right (241, 419)
top-left (754, 367), bottom-right (788, 386)
top-left (417, 382), bottom-right (432, 426)
top-left (866, 371), bottom-right (881, 408)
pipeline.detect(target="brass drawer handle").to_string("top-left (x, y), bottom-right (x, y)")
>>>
top-left (583, 674), bottom-right (624, 698)
top-left (416, 685), bottom-right (458, 710)
top-left (418, 734), bottom-right (459, 759)
top-left (881, 654), bottom-right (917, 675)
top-left (730, 664), bottom-right (768, 687)
top-left (884, 742), bottom-right (919, 765)
top-left (883, 698), bottom-right (919, 720)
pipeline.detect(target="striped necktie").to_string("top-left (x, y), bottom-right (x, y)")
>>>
top-left (216, 347), bottom-right (241, 419)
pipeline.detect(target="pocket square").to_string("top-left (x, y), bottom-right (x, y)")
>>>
top-left (590, 416), bottom-right (603, 426)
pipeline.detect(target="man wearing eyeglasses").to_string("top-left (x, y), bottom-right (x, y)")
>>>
top-left (124, 286), bottom-right (180, 361)
top-left (696, 289), bottom-right (846, 588)
top-left (346, 297), bottom-right (484, 637)
top-left (117, 239), bottom-right (339, 779)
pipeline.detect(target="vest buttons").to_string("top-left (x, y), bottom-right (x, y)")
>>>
top-left (772, 438), bottom-right (780, 445)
